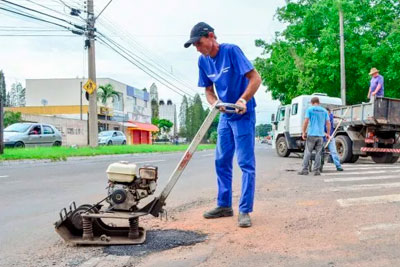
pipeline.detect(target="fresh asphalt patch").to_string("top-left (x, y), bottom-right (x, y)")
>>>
top-left (104, 230), bottom-right (207, 256)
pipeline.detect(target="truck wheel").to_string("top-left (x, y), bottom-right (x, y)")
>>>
top-left (349, 155), bottom-right (359, 163)
top-left (371, 153), bottom-right (398, 164)
top-left (276, 136), bottom-right (290, 157)
top-left (336, 135), bottom-right (353, 163)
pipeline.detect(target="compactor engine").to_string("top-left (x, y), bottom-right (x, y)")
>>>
top-left (106, 162), bottom-right (158, 211)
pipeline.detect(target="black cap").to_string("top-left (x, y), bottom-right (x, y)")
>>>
top-left (184, 22), bottom-right (214, 48)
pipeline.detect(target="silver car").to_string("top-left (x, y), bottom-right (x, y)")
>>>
top-left (3, 123), bottom-right (62, 148)
top-left (98, 130), bottom-right (127, 145)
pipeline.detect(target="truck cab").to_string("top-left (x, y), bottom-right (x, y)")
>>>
top-left (272, 93), bottom-right (342, 157)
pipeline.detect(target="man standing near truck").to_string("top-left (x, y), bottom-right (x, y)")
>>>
top-left (184, 22), bottom-right (261, 227)
top-left (367, 67), bottom-right (384, 101)
top-left (326, 108), bottom-right (343, 172)
top-left (298, 97), bottom-right (330, 176)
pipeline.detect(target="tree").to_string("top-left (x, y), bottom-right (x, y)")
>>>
top-left (0, 70), bottom-right (5, 106)
top-left (9, 82), bottom-right (25, 107)
top-left (4, 111), bottom-right (22, 127)
top-left (157, 119), bottom-right (173, 134)
top-left (254, 0), bottom-right (400, 105)
top-left (185, 94), bottom-right (206, 141)
top-left (256, 124), bottom-right (272, 137)
top-left (179, 95), bottom-right (188, 137)
top-left (151, 99), bottom-right (159, 119)
top-left (97, 83), bottom-right (120, 127)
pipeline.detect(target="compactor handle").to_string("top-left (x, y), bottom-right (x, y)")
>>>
top-left (215, 102), bottom-right (245, 114)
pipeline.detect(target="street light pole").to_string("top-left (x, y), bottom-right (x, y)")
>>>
top-left (87, 0), bottom-right (98, 147)
top-left (339, 6), bottom-right (346, 105)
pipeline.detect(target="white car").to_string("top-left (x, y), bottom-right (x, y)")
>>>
top-left (98, 131), bottom-right (127, 145)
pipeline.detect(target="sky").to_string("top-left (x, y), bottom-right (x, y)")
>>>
top-left (0, 0), bottom-right (285, 124)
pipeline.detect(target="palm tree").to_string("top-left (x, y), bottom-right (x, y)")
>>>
top-left (97, 83), bottom-right (120, 129)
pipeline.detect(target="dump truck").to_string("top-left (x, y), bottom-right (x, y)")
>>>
top-left (272, 93), bottom-right (400, 164)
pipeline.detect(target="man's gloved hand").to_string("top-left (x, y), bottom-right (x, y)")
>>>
top-left (235, 99), bottom-right (247, 114)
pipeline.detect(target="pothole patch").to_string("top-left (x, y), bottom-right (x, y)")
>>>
top-left (104, 230), bottom-right (207, 256)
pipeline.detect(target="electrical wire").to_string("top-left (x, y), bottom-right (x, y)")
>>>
top-left (97, 34), bottom-right (193, 99)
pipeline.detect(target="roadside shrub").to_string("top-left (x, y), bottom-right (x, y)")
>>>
top-left (209, 131), bottom-right (218, 144)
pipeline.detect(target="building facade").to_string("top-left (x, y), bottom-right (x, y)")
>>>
top-left (7, 78), bottom-right (158, 145)
top-left (159, 99), bottom-right (177, 137)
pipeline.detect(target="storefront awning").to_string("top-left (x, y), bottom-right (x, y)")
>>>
top-left (127, 120), bottom-right (159, 132)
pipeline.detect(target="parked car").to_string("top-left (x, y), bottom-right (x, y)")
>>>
top-left (98, 130), bottom-right (126, 145)
top-left (3, 122), bottom-right (62, 148)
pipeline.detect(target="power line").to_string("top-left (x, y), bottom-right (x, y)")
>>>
top-left (0, 6), bottom-right (82, 33)
top-left (1, 0), bottom-right (84, 30)
top-left (97, 34), bottom-right (193, 99)
top-left (97, 34), bottom-right (196, 99)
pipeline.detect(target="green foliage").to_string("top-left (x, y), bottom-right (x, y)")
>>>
top-left (254, 0), bottom-right (400, 105)
top-left (151, 99), bottom-right (159, 119)
top-left (209, 131), bottom-right (218, 144)
top-left (157, 119), bottom-right (173, 133)
top-left (256, 124), bottom-right (272, 137)
top-left (184, 94), bottom-right (207, 141)
top-left (3, 111), bottom-right (21, 127)
top-left (0, 144), bottom-right (216, 161)
top-left (0, 70), bottom-right (5, 105)
top-left (98, 83), bottom-right (120, 105)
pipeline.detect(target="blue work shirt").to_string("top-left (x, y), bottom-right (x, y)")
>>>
top-left (369, 74), bottom-right (384, 97)
top-left (198, 43), bottom-right (255, 120)
top-left (305, 105), bottom-right (329, 137)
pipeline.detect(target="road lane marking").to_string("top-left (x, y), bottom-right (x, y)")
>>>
top-left (324, 175), bottom-right (400, 183)
top-left (324, 166), bottom-right (400, 170)
top-left (201, 153), bottom-right (214, 157)
top-left (356, 223), bottom-right (400, 241)
top-left (0, 175), bottom-right (9, 178)
top-left (329, 182), bottom-right (400, 192)
top-left (134, 160), bottom-right (166, 164)
top-left (323, 170), bottom-right (398, 176)
top-left (337, 194), bottom-right (400, 207)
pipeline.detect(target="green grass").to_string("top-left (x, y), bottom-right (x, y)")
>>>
top-left (0, 144), bottom-right (216, 161)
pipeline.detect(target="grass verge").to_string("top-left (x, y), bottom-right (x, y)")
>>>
top-left (0, 144), bottom-right (216, 161)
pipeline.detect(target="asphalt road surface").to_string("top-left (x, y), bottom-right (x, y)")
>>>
top-left (2, 144), bottom-right (400, 266)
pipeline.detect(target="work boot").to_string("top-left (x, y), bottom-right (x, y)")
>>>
top-left (203, 207), bottom-right (233, 219)
top-left (314, 171), bottom-right (321, 176)
top-left (298, 170), bottom-right (309, 175)
top-left (336, 167), bottom-right (344, 171)
top-left (238, 212), bottom-right (252, 228)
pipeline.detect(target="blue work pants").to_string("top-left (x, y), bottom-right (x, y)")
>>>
top-left (215, 111), bottom-right (256, 213)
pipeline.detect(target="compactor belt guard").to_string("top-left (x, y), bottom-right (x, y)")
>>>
top-left (54, 102), bottom-right (243, 245)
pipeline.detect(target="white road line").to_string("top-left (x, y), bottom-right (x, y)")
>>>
top-left (356, 223), bottom-right (400, 241)
top-left (337, 194), bottom-right (400, 207)
top-left (329, 182), bottom-right (400, 192)
top-left (134, 160), bottom-right (166, 164)
top-left (200, 153), bottom-right (214, 157)
top-left (324, 175), bottom-right (400, 183)
top-left (324, 166), bottom-right (400, 170)
top-left (359, 223), bottom-right (400, 231)
top-left (323, 170), bottom-right (398, 176)
top-left (0, 175), bottom-right (8, 178)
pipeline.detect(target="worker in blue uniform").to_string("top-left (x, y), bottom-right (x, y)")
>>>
top-left (184, 22), bottom-right (261, 227)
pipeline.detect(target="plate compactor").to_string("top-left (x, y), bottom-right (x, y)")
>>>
top-left (54, 102), bottom-right (243, 245)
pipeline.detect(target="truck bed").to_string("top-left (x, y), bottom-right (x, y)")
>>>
top-left (332, 97), bottom-right (400, 126)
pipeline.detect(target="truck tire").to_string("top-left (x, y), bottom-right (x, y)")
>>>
top-left (276, 136), bottom-right (290, 157)
top-left (371, 153), bottom-right (399, 164)
top-left (349, 155), bottom-right (359, 163)
top-left (336, 135), bottom-right (353, 163)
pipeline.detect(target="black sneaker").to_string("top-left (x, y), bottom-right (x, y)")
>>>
top-left (238, 212), bottom-right (252, 228)
top-left (203, 207), bottom-right (233, 219)
top-left (314, 171), bottom-right (321, 176)
top-left (298, 170), bottom-right (309, 175)
top-left (336, 167), bottom-right (344, 171)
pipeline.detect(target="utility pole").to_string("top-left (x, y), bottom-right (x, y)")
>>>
top-left (339, 6), bottom-right (346, 105)
top-left (87, 0), bottom-right (98, 147)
